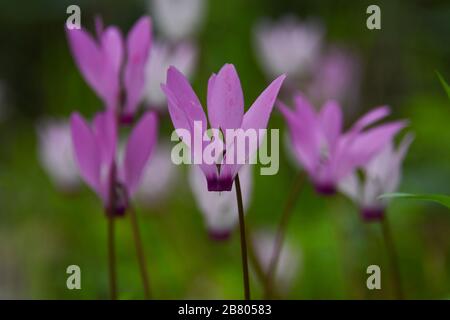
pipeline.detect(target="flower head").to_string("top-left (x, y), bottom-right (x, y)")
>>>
top-left (254, 16), bottom-right (323, 78)
top-left (144, 40), bottom-right (197, 109)
top-left (278, 94), bottom-right (406, 195)
top-left (339, 134), bottom-right (414, 221)
top-left (150, 0), bottom-right (206, 41)
top-left (162, 64), bottom-right (285, 191)
top-left (70, 110), bottom-right (158, 215)
top-left (189, 165), bottom-right (252, 240)
top-left (308, 46), bottom-right (361, 107)
top-left (66, 16), bottom-right (152, 121)
top-left (252, 230), bottom-right (301, 293)
top-left (37, 119), bottom-right (80, 191)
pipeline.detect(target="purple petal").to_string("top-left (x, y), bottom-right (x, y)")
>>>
top-left (70, 112), bottom-right (101, 194)
top-left (163, 66), bottom-right (207, 129)
top-left (92, 110), bottom-right (117, 166)
top-left (320, 100), bottom-right (342, 152)
top-left (123, 111), bottom-right (158, 195)
top-left (207, 64), bottom-right (244, 130)
top-left (242, 74), bottom-right (286, 131)
top-left (123, 16), bottom-right (152, 117)
top-left (66, 28), bottom-right (105, 103)
top-left (277, 99), bottom-right (319, 174)
top-left (349, 105), bottom-right (391, 133)
top-left (336, 121), bottom-right (407, 180)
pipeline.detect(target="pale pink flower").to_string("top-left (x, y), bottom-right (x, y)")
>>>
top-left (339, 134), bottom-right (414, 221)
top-left (252, 230), bottom-right (301, 293)
top-left (150, 0), bottom-right (206, 41)
top-left (37, 119), bottom-right (80, 191)
top-left (144, 40), bottom-right (197, 109)
top-left (254, 16), bottom-right (323, 78)
top-left (189, 165), bottom-right (252, 240)
top-left (278, 94), bottom-right (406, 194)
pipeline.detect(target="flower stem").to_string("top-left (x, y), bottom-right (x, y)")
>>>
top-left (264, 172), bottom-right (304, 299)
top-left (129, 205), bottom-right (151, 299)
top-left (107, 215), bottom-right (117, 300)
top-left (380, 216), bottom-right (403, 299)
top-left (235, 174), bottom-right (251, 300)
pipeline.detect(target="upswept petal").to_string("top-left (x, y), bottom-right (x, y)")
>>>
top-left (92, 110), bottom-right (117, 166)
top-left (334, 121), bottom-right (406, 181)
top-left (207, 64), bottom-right (244, 130)
top-left (66, 27), bottom-right (105, 103)
top-left (224, 74), bottom-right (285, 178)
top-left (100, 26), bottom-right (123, 110)
top-left (320, 100), bottom-right (342, 152)
top-left (278, 101), bottom-right (317, 173)
top-left (70, 112), bottom-right (101, 193)
top-left (242, 74), bottom-right (286, 131)
top-left (349, 105), bottom-right (390, 134)
top-left (123, 16), bottom-right (152, 116)
top-left (164, 66), bottom-right (207, 129)
top-left (123, 111), bottom-right (158, 195)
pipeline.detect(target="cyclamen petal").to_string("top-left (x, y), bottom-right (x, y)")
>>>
top-left (123, 17), bottom-right (152, 117)
top-left (123, 111), bottom-right (158, 195)
top-left (70, 113), bottom-right (101, 194)
top-left (66, 28), bottom-right (113, 107)
top-left (207, 64), bottom-right (244, 130)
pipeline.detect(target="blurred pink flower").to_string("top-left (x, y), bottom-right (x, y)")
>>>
top-left (150, 0), bottom-right (206, 41)
top-left (339, 134), bottom-right (413, 221)
top-left (308, 46), bottom-right (361, 107)
top-left (37, 119), bottom-right (80, 191)
top-left (254, 16), bottom-right (323, 78)
top-left (278, 94), bottom-right (406, 195)
top-left (144, 40), bottom-right (197, 109)
top-left (189, 165), bottom-right (252, 240)
top-left (70, 110), bottom-right (158, 215)
top-left (66, 16), bottom-right (152, 121)
top-left (161, 64), bottom-right (285, 191)
top-left (135, 142), bottom-right (179, 207)
top-left (252, 230), bottom-right (301, 293)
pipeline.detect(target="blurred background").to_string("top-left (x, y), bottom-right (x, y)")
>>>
top-left (0, 0), bottom-right (449, 299)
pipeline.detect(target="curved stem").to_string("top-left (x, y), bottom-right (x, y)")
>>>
top-left (235, 174), bottom-right (251, 300)
top-left (107, 215), bottom-right (117, 300)
top-left (265, 172), bottom-right (304, 299)
top-left (381, 217), bottom-right (403, 299)
top-left (129, 205), bottom-right (151, 299)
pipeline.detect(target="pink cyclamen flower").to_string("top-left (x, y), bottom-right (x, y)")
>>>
top-left (189, 165), bottom-right (252, 240)
top-left (252, 230), bottom-right (301, 293)
top-left (308, 46), bottom-right (361, 107)
top-left (161, 64), bottom-right (285, 191)
top-left (144, 40), bottom-right (197, 109)
top-left (150, 0), bottom-right (206, 41)
top-left (278, 94), bottom-right (406, 195)
top-left (66, 16), bottom-right (152, 121)
top-left (253, 16), bottom-right (323, 79)
top-left (339, 134), bottom-right (414, 221)
top-left (70, 110), bottom-right (158, 215)
top-left (37, 119), bottom-right (80, 191)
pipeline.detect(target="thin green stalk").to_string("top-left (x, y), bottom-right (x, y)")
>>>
top-left (235, 174), bottom-right (251, 300)
top-left (129, 205), bottom-right (151, 299)
top-left (107, 215), bottom-right (117, 300)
